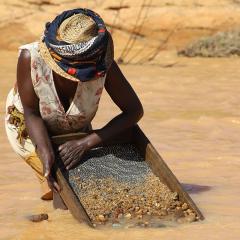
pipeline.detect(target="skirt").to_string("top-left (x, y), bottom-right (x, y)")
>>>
top-left (5, 88), bottom-right (52, 200)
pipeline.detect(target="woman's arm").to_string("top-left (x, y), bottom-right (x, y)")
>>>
top-left (59, 61), bottom-right (143, 169)
top-left (90, 60), bottom-right (144, 144)
top-left (17, 50), bottom-right (59, 191)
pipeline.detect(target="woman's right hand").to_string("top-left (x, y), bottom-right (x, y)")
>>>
top-left (37, 148), bottom-right (61, 193)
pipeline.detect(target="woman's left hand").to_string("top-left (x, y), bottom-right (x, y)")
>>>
top-left (58, 138), bottom-right (90, 170)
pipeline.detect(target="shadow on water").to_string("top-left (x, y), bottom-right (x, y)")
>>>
top-left (181, 183), bottom-right (212, 194)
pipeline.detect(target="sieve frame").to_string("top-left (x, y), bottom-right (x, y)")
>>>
top-left (51, 125), bottom-right (204, 227)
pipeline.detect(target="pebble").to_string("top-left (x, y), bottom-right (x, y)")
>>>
top-left (136, 209), bottom-right (142, 215)
top-left (186, 214), bottom-right (196, 223)
top-left (28, 213), bottom-right (48, 222)
top-left (124, 213), bottom-right (131, 219)
top-left (159, 209), bottom-right (168, 216)
top-left (174, 209), bottom-right (184, 219)
top-left (117, 213), bottom-right (123, 219)
top-left (144, 221), bottom-right (149, 227)
top-left (186, 209), bottom-right (192, 214)
top-left (112, 223), bottom-right (121, 228)
top-left (181, 203), bottom-right (188, 210)
top-left (97, 214), bottom-right (105, 222)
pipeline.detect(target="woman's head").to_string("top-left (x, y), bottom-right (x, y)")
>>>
top-left (39, 8), bottom-right (114, 82)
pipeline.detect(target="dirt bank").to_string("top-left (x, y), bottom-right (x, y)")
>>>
top-left (2, 0), bottom-right (240, 63)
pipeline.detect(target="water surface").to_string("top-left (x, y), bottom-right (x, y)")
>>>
top-left (0, 51), bottom-right (239, 239)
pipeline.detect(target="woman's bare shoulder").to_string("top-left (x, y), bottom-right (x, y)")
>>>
top-left (17, 49), bottom-right (39, 110)
top-left (18, 49), bottom-right (31, 66)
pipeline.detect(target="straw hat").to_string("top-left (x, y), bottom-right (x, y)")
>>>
top-left (39, 13), bottom-right (114, 82)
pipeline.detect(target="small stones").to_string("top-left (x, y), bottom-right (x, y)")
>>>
top-left (159, 209), bottom-right (168, 216)
top-left (112, 223), bottom-right (121, 228)
top-left (135, 206), bottom-right (140, 211)
top-left (144, 221), bottom-right (149, 227)
top-left (181, 203), bottom-right (188, 210)
top-left (117, 213), bottom-right (123, 219)
top-left (135, 209), bottom-right (142, 215)
top-left (124, 213), bottom-right (132, 219)
top-left (185, 213), bottom-right (196, 223)
top-left (174, 209), bottom-right (184, 219)
top-left (97, 214), bottom-right (105, 222)
top-left (67, 144), bottom-right (199, 227)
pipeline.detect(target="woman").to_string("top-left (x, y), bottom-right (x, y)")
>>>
top-left (5, 8), bottom-right (143, 207)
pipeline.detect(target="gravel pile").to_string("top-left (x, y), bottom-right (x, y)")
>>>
top-left (178, 30), bottom-right (240, 57)
top-left (67, 144), bottom-right (197, 227)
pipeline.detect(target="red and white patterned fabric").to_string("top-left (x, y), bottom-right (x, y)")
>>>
top-left (5, 42), bottom-right (106, 158)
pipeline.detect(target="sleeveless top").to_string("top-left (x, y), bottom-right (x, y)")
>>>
top-left (5, 42), bottom-right (106, 158)
top-left (12, 42), bottom-right (106, 135)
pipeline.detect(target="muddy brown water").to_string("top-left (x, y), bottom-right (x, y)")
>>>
top-left (1, 50), bottom-right (240, 239)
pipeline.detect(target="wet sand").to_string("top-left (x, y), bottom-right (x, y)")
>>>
top-left (1, 49), bottom-right (240, 239)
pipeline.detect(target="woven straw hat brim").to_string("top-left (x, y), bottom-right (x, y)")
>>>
top-left (39, 35), bottom-right (114, 82)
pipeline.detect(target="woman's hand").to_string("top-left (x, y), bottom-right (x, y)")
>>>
top-left (37, 148), bottom-right (60, 192)
top-left (58, 137), bottom-right (92, 170)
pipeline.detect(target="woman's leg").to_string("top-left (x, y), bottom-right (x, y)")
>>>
top-left (25, 152), bottom-right (53, 200)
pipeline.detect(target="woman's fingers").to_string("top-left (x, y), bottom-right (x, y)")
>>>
top-left (43, 160), bottom-right (51, 178)
top-left (64, 151), bottom-right (81, 168)
top-left (58, 139), bottom-right (87, 170)
top-left (65, 150), bottom-right (85, 170)
top-left (60, 146), bottom-right (84, 163)
top-left (47, 174), bottom-right (61, 192)
top-left (58, 141), bottom-right (70, 151)
top-left (66, 157), bottom-right (80, 170)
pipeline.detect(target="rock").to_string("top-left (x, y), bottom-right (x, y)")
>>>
top-left (28, 213), bottom-right (48, 222)
top-left (112, 223), bottom-right (121, 228)
top-left (174, 209), bottom-right (184, 219)
top-left (97, 214), bottom-right (105, 222)
top-left (159, 209), bottom-right (168, 216)
top-left (135, 206), bottom-right (140, 211)
top-left (181, 203), bottom-right (188, 210)
top-left (185, 214), bottom-right (196, 223)
top-left (136, 209), bottom-right (142, 215)
top-left (155, 202), bottom-right (160, 208)
top-left (117, 213), bottom-right (123, 219)
top-left (186, 209), bottom-right (193, 214)
top-left (144, 221), bottom-right (149, 227)
top-left (124, 213), bottom-right (131, 219)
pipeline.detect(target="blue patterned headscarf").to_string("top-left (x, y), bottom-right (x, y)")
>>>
top-left (42, 8), bottom-right (110, 82)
